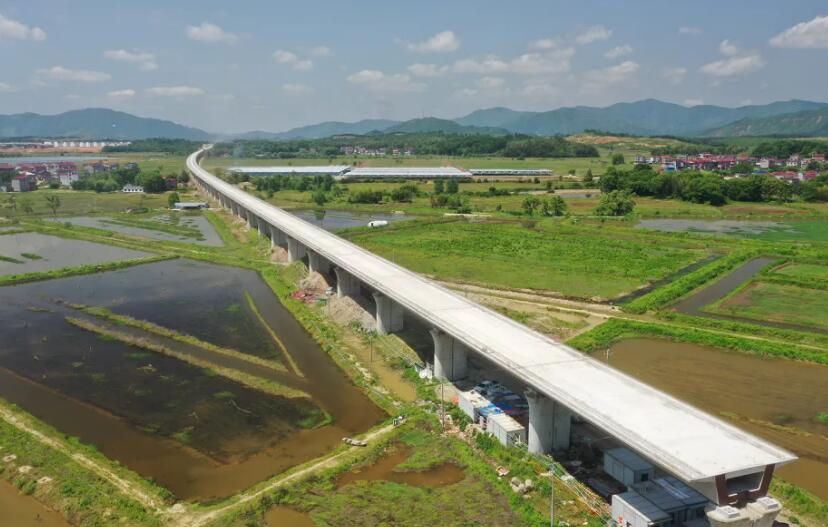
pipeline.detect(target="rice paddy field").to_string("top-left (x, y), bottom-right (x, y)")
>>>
top-left (712, 281), bottom-right (828, 331)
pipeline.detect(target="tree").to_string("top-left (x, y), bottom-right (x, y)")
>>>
top-left (44, 194), bottom-right (61, 217)
top-left (168, 191), bottom-right (181, 208)
top-left (446, 179), bottom-right (459, 194)
top-left (136, 171), bottom-right (167, 193)
top-left (611, 153), bottom-right (625, 165)
top-left (312, 189), bottom-right (328, 206)
top-left (19, 197), bottom-right (34, 215)
top-left (542, 195), bottom-right (567, 216)
top-left (522, 195), bottom-right (541, 216)
top-left (594, 190), bottom-right (635, 216)
top-left (584, 169), bottom-right (594, 184)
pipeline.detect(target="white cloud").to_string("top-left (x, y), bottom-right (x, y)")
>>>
top-left (663, 67), bottom-right (687, 85)
top-left (36, 66), bottom-right (110, 83)
top-left (103, 49), bottom-right (158, 71)
top-left (107, 89), bottom-right (136, 98)
top-left (452, 88), bottom-right (478, 98)
top-left (604, 45), bottom-right (633, 59)
top-left (0, 13), bottom-right (46, 41)
top-left (282, 83), bottom-right (313, 94)
top-left (678, 26), bottom-right (702, 36)
top-left (583, 61), bottom-right (639, 91)
top-left (701, 53), bottom-right (764, 77)
top-left (346, 69), bottom-right (426, 92)
top-left (407, 30), bottom-right (459, 53)
top-left (477, 76), bottom-right (505, 89)
top-left (453, 47), bottom-right (574, 76)
top-left (719, 40), bottom-right (740, 56)
top-left (146, 85), bottom-right (204, 96)
top-left (273, 50), bottom-right (313, 71)
top-left (684, 98), bottom-right (704, 107)
top-left (529, 37), bottom-right (560, 50)
top-left (185, 22), bottom-right (237, 43)
top-left (407, 63), bottom-right (447, 77)
top-left (521, 82), bottom-right (561, 98)
top-left (64, 94), bottom-right (81, 100)
top-left (307, 46), bottom-right (331, 57)
top-left (740, 98), bottom-right (753, 106)
top-left (770, 15), bottom-right (828, 48)
top-left (0, 82), bottom-right (13, 92)
top-left (575, 25), bottom-right (611, 45)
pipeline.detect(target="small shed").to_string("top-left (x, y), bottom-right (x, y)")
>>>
top-left (603, 447), bottom-right (655, 486)
top-left (122, 184), bottom-right (144, 193)
top-left (612, 490), bottom-right (671, 527)
top-left (174, 202), bottom-right (209, 210)
top-left (487, 412), bottom-right (525, 447)
top-left (631, 477), bottom-right (709, 525)
top-left (458, 390), bottom-right (489, 421)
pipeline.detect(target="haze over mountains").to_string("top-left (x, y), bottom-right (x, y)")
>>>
top-left (2, 100), bottom-right (827, 141)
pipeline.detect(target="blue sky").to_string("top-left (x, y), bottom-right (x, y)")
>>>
top-left (1, 1), bottom-right (827, 133)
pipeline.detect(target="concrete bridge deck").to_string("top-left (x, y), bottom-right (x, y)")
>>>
top-left (187, 147), bottom-right (794, 505)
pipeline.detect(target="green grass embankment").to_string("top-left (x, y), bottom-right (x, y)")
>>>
top-left (65, 317), bottom-right (310, 400)
top-left (567, 318), bottom-right (827, 364)
top-left (74, 304), bottom-right (288, 374)
top-left (0, 255), bottom-right (173, 287)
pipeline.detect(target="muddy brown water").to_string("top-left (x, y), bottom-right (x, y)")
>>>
top-left (600, 338), bottom-right (828, 500)
top-left (0, 259), bottom-right (385, 501)
top-left (0, 479), bottom-right (71, 527)
top-left (265, 506), bottom-right (316, 527)
top-left (336, 446), bottom-right (466, 488)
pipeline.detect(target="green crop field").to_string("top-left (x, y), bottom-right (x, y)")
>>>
top-left (775, 263), bottom-right (828, 281)
top-left (344, 220), bottom-right (712, 299)
top-left (714, 281), bottom-right (828, 331)
top-left (0, 190), bottom-right (179, 218)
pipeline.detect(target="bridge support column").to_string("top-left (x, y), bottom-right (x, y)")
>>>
top-left (525, 389), bottom-right (571, 454)
top-left (246, 211), bottom-right (255, 230)
top-left (373, 293), bottom-right (404, 335)
top-left (334, 267), bottom-right (360, 297)
top-left (286, 237), bottom-right (306, 262)
top-left (307, 251), bottom-right (330, 275)
top-left (269, 225), bottom-right (286, 248)
top-left (430, 329), bottom-right (467, 381)
top-left (256, 217), bottom-right (267, 237)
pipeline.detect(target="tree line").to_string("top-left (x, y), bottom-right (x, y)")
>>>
top-left (212, 133), bottom-right (599, 159)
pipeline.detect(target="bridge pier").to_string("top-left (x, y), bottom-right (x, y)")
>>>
top-left (525, 389), bottom-right (571, 454)
top-left (286, 237), bottom-right (306, 262)
top-left (430, 329), bottom-right (467, 381)
top-left (269, 225), bottom-right (286, 248)
top-left (334, 267), bottom-right (361, 297)
top-left (373, 293), bottom-right (404, 335)
top-left (307, 251), bottom-right (330, 275)
top-left (246, 211), bottom-right (256, 230)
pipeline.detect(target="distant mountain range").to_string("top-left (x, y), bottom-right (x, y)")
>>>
top-left (0, 108), bottom-right (210, 140)
top-left (3, 100), bottom-right (828, 141)
top-left (706, 107), bottom-right (828, 137)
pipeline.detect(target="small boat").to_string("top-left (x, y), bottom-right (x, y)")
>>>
top-left (342, 437), bottom-right (368, 447)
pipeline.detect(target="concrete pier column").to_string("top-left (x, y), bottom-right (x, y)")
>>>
top-left (286, 237), bottom-right (306, 262)
top-left (256, 217), bottom-right (267, 237)
top-left (246, 211), bottom-right (255, 229)
top-left (271, 226), bottom-right (286, 247)
top-left (373, 292), bottom-right (404, 335)
top-left (307, 251), bottom-right (330, 275)
top-left (334, 267), bottom-right (360, 297)
top-left (525, 389), bottom-right (571, 454)
top-left (430, 329), bottom-right (467, 381)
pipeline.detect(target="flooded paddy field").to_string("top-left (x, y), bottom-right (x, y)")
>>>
top-left (636, 218), bottom-right (828, 242)
top-left (49, 212), bottom-right (223, 246)
top-left (0, 232), bottom-right (149, 275)
top-left (598, 338), bottom-right (828, 499)
top-left (0, 259), bottom-right (385, 500)
top-left (289, 209), bottom-right (412, 231)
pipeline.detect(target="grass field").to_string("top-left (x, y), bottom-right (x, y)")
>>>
top-left (775, 263), bottom-right (828, 281)
top-left (0, 189), bottom-right (204, 219)
top-left (344, 219), bottom-right (711, 299)
top-left (714, 281), bottom-right (828, 331)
